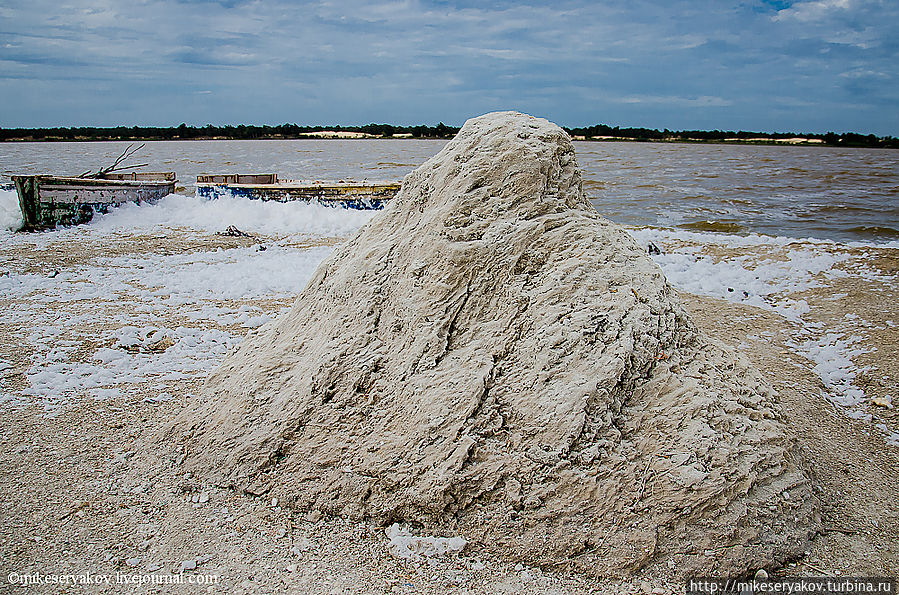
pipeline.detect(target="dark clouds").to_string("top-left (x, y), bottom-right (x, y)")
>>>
top-left (0, 0), bottom-right (895, 133)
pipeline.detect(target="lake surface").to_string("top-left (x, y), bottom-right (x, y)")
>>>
top-left (2, 139), bottom-right (897, 242)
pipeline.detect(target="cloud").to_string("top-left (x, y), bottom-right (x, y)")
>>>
top-left (773, 0), bottom-right (852, 22)
top-left (0, 0), bottom-right (896, 134)
top-left (615, 95), bottom-right (734, 108)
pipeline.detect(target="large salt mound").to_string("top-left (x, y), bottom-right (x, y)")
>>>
top-left (170, 112), bottom-right (820, 576)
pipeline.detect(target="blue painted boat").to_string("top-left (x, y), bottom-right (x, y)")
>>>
top-left (196, 174), bottom-right (400, 210)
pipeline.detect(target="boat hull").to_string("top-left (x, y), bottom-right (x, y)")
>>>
top-left (11, 175), bottom-right (176, 230)
top-left (196, 178), bottom-right (400, 210)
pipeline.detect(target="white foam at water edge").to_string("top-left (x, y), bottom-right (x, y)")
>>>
top-left (0, 191), bottom-right (378, 239)
top-left (628, 225), bottom-right (899, 250)
top-left (0, 188), bottom-right (23, 232)
top-left (90, 193), bottom-right (377, 237)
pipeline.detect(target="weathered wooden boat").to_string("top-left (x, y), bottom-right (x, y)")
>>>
top-left (11, 173), bottom-right (176, 230)
top-left (196, 174), bottom-right (400, 210)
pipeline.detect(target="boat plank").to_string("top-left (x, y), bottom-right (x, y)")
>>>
top-left (10, 174), bottom-right (176, 230)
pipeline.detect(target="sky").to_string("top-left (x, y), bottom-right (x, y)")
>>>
top-left (0, 0), bottom-right (897, 134)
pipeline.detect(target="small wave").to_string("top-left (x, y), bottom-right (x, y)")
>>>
top-left (678, 220), bottom-right (746, 233)
top-left (843, 225), bottom-right (899, 239)
top-left (810, 203), bottom-right (872, 213)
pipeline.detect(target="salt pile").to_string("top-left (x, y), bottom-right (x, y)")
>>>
top-left (170, 112), bottom-right (820, 576)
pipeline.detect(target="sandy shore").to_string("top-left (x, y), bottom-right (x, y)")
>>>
top-left (0, 223), bottom-right (896, 593)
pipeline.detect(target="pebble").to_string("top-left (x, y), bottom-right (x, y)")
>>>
top-left (198, 492), bottom-right (209, 504)
top-left (292, 537), bottom-right (313, 553)
top-left (125, 557), bottom-right (141, 567)
top-left (179, 559), bottom-right (197, 572)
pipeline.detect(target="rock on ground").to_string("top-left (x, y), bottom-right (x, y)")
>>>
top-left (168, 111), bottom-right (820, 576)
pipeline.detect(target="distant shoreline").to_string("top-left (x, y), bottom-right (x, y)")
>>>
top-left (1, 124), bottom-right (896, 148)
top-left (1, 136), bottom-right (896, 149)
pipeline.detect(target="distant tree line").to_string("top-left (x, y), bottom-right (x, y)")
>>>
top-left (0, 122), bottom-right (895, 148)
top-left (0, 122), bottom-right (461, 141)
top-left (564, 124), bottom-right (899, 148)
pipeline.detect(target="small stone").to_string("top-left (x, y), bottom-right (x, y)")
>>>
top-left (146, 563), bottom-right (161, 572)
top-left (198, 492), bottom-right (209, 504)
top-left (179, 559), bottom-right (197, 572)
top-left (271, 497), bottom-right (279, 507)
top-left (292, 537), bottom-right (313, 553)
top-left (125, 557), bottom-right (141, 567)
top-left (504, 479), bottom-right (522, 505)
top-left (286, 564), bottom-right (297, 573)
top-left (522, 495), bottom-right (542, 510)
top-left (755, 569), bottom-right (769, 580)
top-left (872, 396), bottom-right (893, 408)
top-left (640, 580), bottom-right (653, 594)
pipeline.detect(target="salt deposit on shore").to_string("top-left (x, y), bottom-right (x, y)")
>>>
top-left (170, 112), bottom-right (820, 576)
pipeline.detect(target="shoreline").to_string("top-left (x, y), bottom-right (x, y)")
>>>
top-left (2, 188), bottom-right (898, 247)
